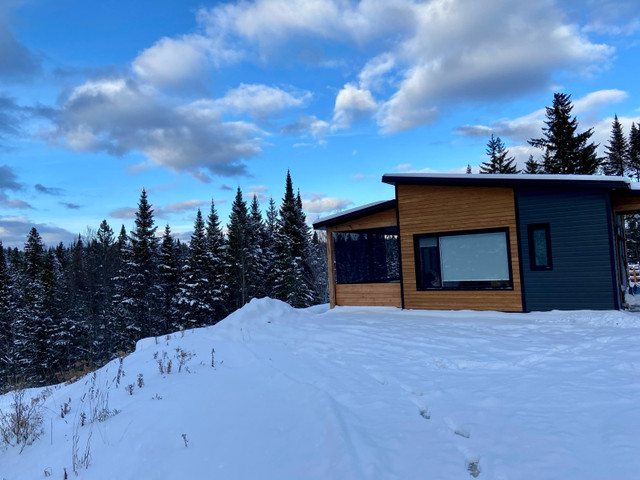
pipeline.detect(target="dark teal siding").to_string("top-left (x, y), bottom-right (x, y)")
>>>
top-left (517, 188), bottom-right (617, 311)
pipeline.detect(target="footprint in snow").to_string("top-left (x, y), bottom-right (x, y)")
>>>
top-left (466, 457), bottom-right (481, 477)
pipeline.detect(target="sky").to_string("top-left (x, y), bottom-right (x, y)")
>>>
top-left (1, 0), bottom-right (639, 248)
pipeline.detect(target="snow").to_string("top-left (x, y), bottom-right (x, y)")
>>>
top-left (2, 298), bottom-right (640, 479)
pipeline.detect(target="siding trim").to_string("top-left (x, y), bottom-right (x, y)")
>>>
top-left (395, 184), bottom-right (406, 309)
top-left (513, 188), bottom-right (527, 312)
top-left (605, 195), bottom-right (621, 310)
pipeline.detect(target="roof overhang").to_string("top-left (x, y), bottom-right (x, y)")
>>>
top-left (313, 199), bottom-right (396, 230)
top-left (381, 173), bottom-right (630, 190)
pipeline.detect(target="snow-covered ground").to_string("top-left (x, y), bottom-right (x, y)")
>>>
top-left (1, 299), bottom-right (640, 479)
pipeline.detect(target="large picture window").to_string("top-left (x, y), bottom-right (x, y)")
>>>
top-left (414, 228), bottom-right (512, 290)
top-left (333, 228), bottom-right (400, 284)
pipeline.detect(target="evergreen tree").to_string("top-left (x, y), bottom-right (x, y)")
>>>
top-left (466, 164), bottom-right (472, 174)
top-left (529, 92), bottom-right (600, 174)
top-left (247, 195), bottom-right (267, 300)
top-left (128, 189), bottom-right (159, 339)
top-left (226, 188), bottom-right (251, 311)
top-left (179, 210), bottom-right (214, 326)
top-left (523, 155), bottom-right (542, 174)
top-left (204, 200), bottom-right (226, 321)
top-left (16, 228), bottom-right (48, 383)
top-left (480, 134), bottom-right (518, 173)
top-left (629, 123), bottom-right (640, 181)
top-left (602, 115), bottom-right (629, 176)
top-left (273, 172), bottom-right (314, 307)
top-left (263, 198), bottom-right (279, 298)
top-left (92, 220), bottom-right (116, 362)
top-left (158, 225), bottom-right (181, 332)
top-left (0, 242), bottom-right (15, 389)
top-left (111, 225), bottom-right (134, 351)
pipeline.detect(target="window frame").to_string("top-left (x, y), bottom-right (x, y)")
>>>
top-left (527, 223), bottom-right (553, 271)
top-left (332, 227), bottom-right (400, 285)
top-left (413, 227), bottom-right (514, 291)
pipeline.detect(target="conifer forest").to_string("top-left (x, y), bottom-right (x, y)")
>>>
top-left (0, 172), bottom-right (328, 390)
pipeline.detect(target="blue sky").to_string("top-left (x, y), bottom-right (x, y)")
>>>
top-left (1, 0), bottom-right (639, 247)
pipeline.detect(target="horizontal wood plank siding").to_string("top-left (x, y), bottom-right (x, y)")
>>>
top-left (326, 206), bottom-right (399, 307)
top-left (335, 283), bottom-right (402, 308)
top-left (517, 188), bottom-right (617, 311)
top-left (326, 207), bottom-right (397, 231)
top-left (397, 185), bottom-right (523, 312)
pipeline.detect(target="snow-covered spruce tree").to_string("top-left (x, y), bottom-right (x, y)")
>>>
top-left (178, 210), bottom-right (214, 327)
top-left (529, 93), bottom-right (600, 174)
top-left (480, 134), bottom-right (518, 173)
top-left (602, 114), bottom-right (629, 176)
top-left (14, 228), bottom-right (49, 384)
top-left (262, 197), bottom-right (280, 298)
top-left (111, 225), bottom-right (135, 352)
top-left (90, 220), bottom-right (117, 363)
top-left (158, 225), bottom-right (181, 332)
top-left (128, 189), bottom-right (160, 340)
top-left (0, 241), bottom-right (15, 390)
top-left (226, 188), bottom-right (251, 311)
top-left (247, 195), bottom-right (267, 300)
top-left (204, 200), bottom-right (227, 321)
top-left (273, 172), bottom-right (314, 308)
top-left (629, 123), bottom-right (640, 181)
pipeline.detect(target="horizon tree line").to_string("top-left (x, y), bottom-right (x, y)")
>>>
top-left (0, 171), bottom-right (328, 390)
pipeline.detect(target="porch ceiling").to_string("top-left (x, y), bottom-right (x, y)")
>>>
top-left (612, 193), bottom-right (640, 214)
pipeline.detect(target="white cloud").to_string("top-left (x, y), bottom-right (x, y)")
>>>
top-left (49, 78), bottom-right (264, 181)
top-left (332, 83), bottom-right (377, 130)
top-left (133, 35), bottom-right (211, 87)
top-left (573, 89), bottom-right (628, 113)
top-left (216, 84), bottom-right (310, 118)
top-left (358, 53), bottom-right (396, 91)
top-left (302, 195), bottom-right (353, 213)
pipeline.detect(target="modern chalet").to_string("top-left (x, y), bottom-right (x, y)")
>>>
top-left (313, 173), bottom-right (640, 312)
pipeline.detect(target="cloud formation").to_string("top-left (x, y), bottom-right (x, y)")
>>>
top-left (302, 194), bottom-right (353, 213)
top-left (48, 78), bottom-right (264, 181)
top-left (35, 183), bottom-right (65, 196)
top-left (0, 216), bottom-right (75, 248)
top-left (215, 84), bottom-right (310, 118)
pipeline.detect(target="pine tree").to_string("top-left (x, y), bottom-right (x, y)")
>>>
top-left (602, 114), bottom-right (629, 176)
top-left (204, 200), bottom-right (226, 321)
top-left (263, 198), bottom-right (279, 298)
top-left (128, 189), bottom-right (159, 339)
top-left (0, 241), bottom-right (15, 389)
top-left (466, 164), bottom-right (472, 174)
top-left (523, 155), bottom-right (542, 174)
top-left (158, 225), bottom-right (181, 332)
top-left (111, 225), bottom-right (134, 351)
top-left (629, 123), bottom-right (640, 181)
top-left (226, 188), bottom-right (251, 311)
top-left (480, 134), bottom-right (518, 173)
top-left (529, 93), bottom-right (600, 174)
top-left (179, 210), bottom-right (213, 326)
top-left (92, 220), bottom-right (116, 362)
top-left (247, 195), bottom-right (267, 300)
top-left (273, 172), bottom-right (314, 307)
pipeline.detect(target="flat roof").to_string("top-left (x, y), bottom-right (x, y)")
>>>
top-left (381, 173), bottom-right (630, 189)
top-left (313, 199), bottom-right (396, 230)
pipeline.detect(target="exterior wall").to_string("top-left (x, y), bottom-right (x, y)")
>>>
top-left (326, 207), bottom-right (399, 307)
top-left (397, 185), bottom-right (523, 311)
top-left (517, 188), bottom-right (617, 311)
top-left (335, 283), bottom-right (402, 307)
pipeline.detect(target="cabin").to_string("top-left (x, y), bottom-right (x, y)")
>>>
top-left (313, 174), bottom-right (640, 312)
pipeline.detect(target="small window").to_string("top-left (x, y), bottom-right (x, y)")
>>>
top-left (414, 228), bottom-right (512, 290)
top-left (528, 223), bottom-right (552, 270)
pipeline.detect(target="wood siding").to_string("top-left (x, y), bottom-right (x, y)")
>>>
top-left (397, 185), bottom-right (523, 312)
top-left (335, 283), bottom-right (402, 308)
top-left (326, 206), bottom-right (398, 308)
